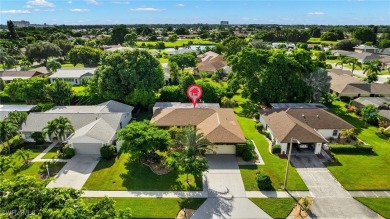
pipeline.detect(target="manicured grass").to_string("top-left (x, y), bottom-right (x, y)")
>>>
top-left (159, 57), bottom-right (168, 63)
top-left (326, 101), bottom-right (390, 190)
top-left (83, 197), bottom-right (206, 218)
top-left (83, 153), bottom-right (202, 191)
top-left (42, 146), bottom-right (60, 159)
top-left (354, 198), bottom-right (390, 218)
top-left (61, 63), bottom-right (84, 68)
top-left (378, 69), bottom-right (390, 75)
top-left (136, 39), bottom-right (214, 48)
top-left (72, 86), bottom-right (87, 94)
top-left (250, 198), bottom-right (297, 219)
top-left (307, 37), bottom-right (338, 45)
top-left (2, 162), bottom-right (66, 180)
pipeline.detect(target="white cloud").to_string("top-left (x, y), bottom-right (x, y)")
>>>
top-left (33, 8), bottom-right (55, 11)
top-left (26, 0), bottom-right (55, 8)
top-left (86, 0), bottom-right (102, 5)
top-left (112, 1), bottom-right (129, 4)
top-left (68, 1), bottom-right (72, 4)
top-left (308, 12), bottom-right (325, 16)
top-left (176, 3), bottom-right (184, 7)
top-left (70, 8), bottom-right (90, 12)
top-left (0, 9), bottom-right (31, 14)
top-left (130, 7), bottom-right (163, 11)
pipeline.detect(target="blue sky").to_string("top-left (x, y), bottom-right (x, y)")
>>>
top-left (0, 0), bottom-right (389, 25)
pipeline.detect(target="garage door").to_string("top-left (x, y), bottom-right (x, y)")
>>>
top-left (72, 143), bottom-right (102, 155)
top-left (206, 145), bottom-right (236, 154)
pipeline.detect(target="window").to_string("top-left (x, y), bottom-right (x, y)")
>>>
top-left (332, 130), bottom-right (338, 136)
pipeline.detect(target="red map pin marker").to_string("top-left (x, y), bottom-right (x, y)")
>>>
top-left (186, 84), bottom-right (203, 108)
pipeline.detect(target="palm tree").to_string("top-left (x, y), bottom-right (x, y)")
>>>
top-left (14, 148), bottom-right (32, 165)
top-left (335, 56), bottom-right (347, 70)
top-left (46, 57), bottom-right (61, 73)
top-left (340, 128), bottom-right (356, 143)
top-left (42, 116), bottom-right (74, 143)
top-left (0, 120), bottom-right (18, 154)
top-left (363, 61), bottom-right (381, 76)
top-left (6, 111), bottom-right (28, 126)
top-left (346, 58), bottom-right (362, 73)
top-left (173, 125), bottom-right (212, 156)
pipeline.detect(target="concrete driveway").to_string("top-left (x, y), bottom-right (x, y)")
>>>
top-left (290, 155), bottom-right (378, 219)
top-left (46, 155), bottom-right (100, 190)
top-left (191, 155), bottom-right (271, 219)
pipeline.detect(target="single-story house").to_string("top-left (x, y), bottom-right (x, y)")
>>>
top-left (151, 108), bottom-right (246, 154)
top-left (379, 57), bottom-right (390, 69)
top-left (353, 45), bottom-right (379, 54)
top-left (328, 69), bottom-right (353, 76)
top-left (169, 48), bottom-right (194, 55)
top-left (195, 51), bottom-right (231, 74)
top-left (20, 100), bottom-right (134, 154)
top-left (0, 104), bottom-right (36, 120)
top-left (260, 108), bottom-right (354, 155)
top-left (352, 97), bottom-right (390, 109)
top-left (0, 71), bottom-right (45, 83)
top-left (270, 103), bottom-right (327, 110)
top-left (331, 49), bottom-right (388, 63)
top-left (30, 66), bottom-right (51, 75)
top-left (153, 102), bottom-right (220, 113)
top-left (48, 68), bottom-right (96, 85)
top-left (379, 110), bottom-right (390, 122)
top-left (329, 72), bottom-right (390, 97)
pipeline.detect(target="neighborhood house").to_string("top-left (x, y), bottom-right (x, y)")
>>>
top-left (20, 100), bottom-right (134, 154)
top-left (48, 68), bottom-right (96, 85)
top-left (259, 108), bottom-right (354, 155)
top-left (0, 70), bottom-right (45, 83)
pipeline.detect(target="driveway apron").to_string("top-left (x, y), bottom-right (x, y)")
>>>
top-left (290, 155), bottom-right (378, 219)
top-left (191, 155), bottom-right (271, 219)
top-left (46, 155), bottom-right (100, 190)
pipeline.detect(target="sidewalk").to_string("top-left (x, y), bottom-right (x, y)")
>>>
top-left (247, 190), bottom-right (390, 198)
top-left (31, 141), bottom-right (68, 163)
top-left (81, 191), bottom-right (208, 198)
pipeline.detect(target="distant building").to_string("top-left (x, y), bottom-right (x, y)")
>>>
top-left (11, 20), bottom-right (30, 27)
top-left (48, 68), bottom-right (95, 85)
top-left (220, 21), bottom-right (229, 25)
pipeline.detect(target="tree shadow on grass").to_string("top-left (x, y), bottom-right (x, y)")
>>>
top-left (120, 158), bottom-right (202, 191)
top-left (90, 157), bottom-right (115, 173)
top-left (178, 198), bottom-right (207, 209)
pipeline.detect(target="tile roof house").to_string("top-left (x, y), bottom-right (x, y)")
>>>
top-left (151, 108), bottom-right (246, 154)
top-left (0, 71), bottom-right (45, 82)
top-left (20, 100), bottom-right (134, 154)
top-left (352, 97), bottom-right (390, 122)
top-left (48, 68), bottom-right (96, 85)
top-left (329, 72), bottom-right (390, 97)
top-left (259, 108), bottom-right (354, 155)
top-left (195, 51), bottom-right (231, 74)
top-left (353, 45), bottom-right (379, 53)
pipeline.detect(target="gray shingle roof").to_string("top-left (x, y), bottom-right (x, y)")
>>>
top-left (48, 68), bottom-right (96, 79)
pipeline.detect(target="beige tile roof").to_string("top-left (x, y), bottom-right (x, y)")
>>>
top-left (151, 108), bottom-right (246, 144)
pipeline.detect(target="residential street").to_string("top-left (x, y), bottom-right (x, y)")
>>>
top-left (290, 155), bottom-right (378, 219)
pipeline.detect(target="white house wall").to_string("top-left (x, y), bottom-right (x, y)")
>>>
top-left (317, 129), bottom-right (340, 139)
top-left (280, 143), bottom-right (288, 154)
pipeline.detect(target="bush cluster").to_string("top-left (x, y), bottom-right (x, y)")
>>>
top-left (255, 172), bottom-right (273, 190)
top-left (100, 145), bottom-right (116, 159)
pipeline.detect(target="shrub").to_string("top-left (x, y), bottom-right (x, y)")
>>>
top-left (325, 64), bottom-right (332, 69)
top-left (100, 145), bottom-right (116, 159)
top-left (272, 144), bottom-right (281, 154)
top-left (63, 146), bottom-right (75, 158)
top-left (236, 144), bottom-right (246, 156)
top-left (326, 55), bottom-right (338, 60)
top-left (330, 144), bottom-right (373, 154)
top-left (31, 132), bottom-right (45, 144)
top-left (255, 123), bottom-right (263, 132)
top-left (242, 150), bottom-right (254, 161)
top-left (32, 102), bottom-right (56, 112)
top-left (255, 172), bottom-right (273, 190)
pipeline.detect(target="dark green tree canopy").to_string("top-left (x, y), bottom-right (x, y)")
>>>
top-left (352, 27), bottom-right (377, 44)
top-left (111, 25), bottom-right (130, 44)
top-left (168, 53), bottom-right (196, 71)
top-left (26, 41), bottom-right (62, 63)
top-left (68, 46), bottom-right (102, 67)
top-left (92, 50), bottom-right (164, 104)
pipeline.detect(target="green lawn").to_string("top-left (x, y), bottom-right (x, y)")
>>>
top-left (354, 198), bottom-right (390, 218)
top-left (159, 57), bottom-right (168, 63)
top-left (307, 37), bottom-right (338, 45)
top-left (326, 101), bottom-right (390, 190)
top-left (3, 161), bottom-right (66, 180)
top-left (61, 63), bottom-right (84, 68)
top-left (136, 39), bottom-right (214, 48)
top-left (250, 198), bottom-right (296, 218)
top-left (42, 145), bottom-right (61, 159)
top-left (379, 69), bottom-right (390, 75)
top-left (233, 94), bottom-right (307, 191)
top-left (83, 153), bottom-right (202, 191)
top-left (83, 197), bottom-right (206, 218)
top-left (72, 86), bottom-right (87, 94)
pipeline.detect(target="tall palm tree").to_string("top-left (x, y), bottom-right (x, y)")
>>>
top-left (173, 125), bottom-right (212, 156)
top-left (46, 57), bottom-right (61, 73)
top-left (14, 148), bottom-right (32, 165)
top-left (42, 116), bottom-right (74, 143)
top-left (335, 56), bottom-right (347, 70)
top-left (347, 58), bottom-right (362, 73)
top-left (0, 120), bottom-right (18, 154)
top-left (363, 61), bottom-right (381, 76)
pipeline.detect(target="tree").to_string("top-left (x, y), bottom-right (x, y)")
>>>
top-left (14, 148), bottom-right (32, 165)
top-left (346, 57), bottom-right (362, 73)
top-left (6, 20), bottom-right (17, 39)
top-left (303, 68), bottom-right (331, 102)
top-left (320, 32), bottom-right (338, 41)
top-left (159, 85), bottom-right (183, 102)
top-left (47, 79), bottom-right (74, 105)
top-left (92, 50), bottom-right (164, 104)
top-left (168, 61), bottom-right (180, 85)
top-left (366, 72), bottom-right (378, 84)
top-left (68, 46), bottom-right (102, 67)
top-left (19, 57), bottom-right (31, 71)
top-left (4, 77), bottom-right (48, 104)
top-left (352, 27), bottom-right (376, 44)
top-left (0, 120), bottom-right (18, 154)
top-left (6, 111), bottom-right (28, 126)
top-left (117, 121), bottom-right (171, 160)
top-left (228, 48), bottom-right (312, 104)
top-left (311, 27), bottom-right (321, 38)
top-left (179, 72), bottom-right (195, 97)
top-left (26, 41), bottom-right (62, 63)
top-left (320, 92), bottom-right (338, 105)
top-left (126, 88), bottom-right (156, 108)
top-left (168, 34), bottom-right (178, 42)
top-left (221, 36), bottom-right (247, 57)
top-left (316, 51), bottom-right (326, 62)
top-left (111, 25), bottom-right (129, 44)
top-left (335, 56), bottom-right (348, 70)
top-left (0, 175), bottom-right (132, 218)
top-left (46, 57), bottom-right (62, 73)
top-left (0, 156), bottom-right (13, 175)
top-left (0, 47), bottom-right (17, 71)
top-left (53, 39), bottom-right (73, 57)
top-left (361, 104), bottom-right (379, 125)
top-left (340, 128), bottom-right (356, 143)
top-left (363, 61), bottom-right (380, 83)
top-left (0, 78), bottom-right (5, 91)
top-left (42, 116), bottom-right (74, 143)
top-left (334, 39), bottom-right (361, 51)
top-left (167, 151), bottom-right (208, 184)
top-left (124, 32), bottom-right (137, 46)
top-left (168, 53), bottom-right (196, 71)
top-left (171, 125), bottom-right (212, 155)
top-left (255, 172), bottom-right (273, 190)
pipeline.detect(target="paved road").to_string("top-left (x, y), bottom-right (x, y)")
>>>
top-left (191, 155), bottom-right (271, 219)
top-left (46, 155), bottom-right (100, 190)
top-left (290, 155), bottom-right (378, 219)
